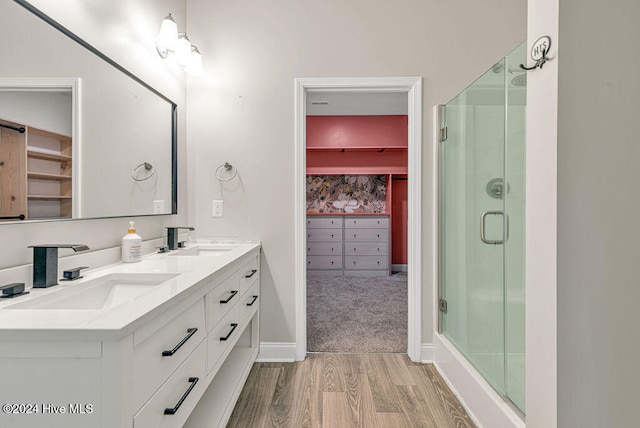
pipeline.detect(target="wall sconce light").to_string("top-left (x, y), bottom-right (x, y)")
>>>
top-left (155, 13), bottom-right (205, 77)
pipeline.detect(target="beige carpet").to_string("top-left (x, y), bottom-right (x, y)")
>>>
top-left (307, 273), bottom-right (407, 353)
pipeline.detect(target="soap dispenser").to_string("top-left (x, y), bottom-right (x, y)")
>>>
top-left (122, 221), bottom-right (142, 263)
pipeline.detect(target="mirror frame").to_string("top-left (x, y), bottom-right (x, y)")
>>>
top-left (7, 0), bottom-right (178, 223)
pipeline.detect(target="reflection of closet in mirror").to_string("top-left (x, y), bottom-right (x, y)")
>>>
top-left (27, 127), bottom-right (72, 219)
top-left (0, 118), bottom-right (73, 220)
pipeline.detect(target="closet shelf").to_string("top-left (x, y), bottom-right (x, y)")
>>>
top-left (27, 149), bottom-right (72, 162)
top-left (306, 146), bottom-right (407, 152)
top-left (28, 195), bottom-right (73, 200)
top-left (27, 172), bottom-right (72, 181)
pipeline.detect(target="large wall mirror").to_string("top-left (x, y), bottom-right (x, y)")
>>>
top-left (0, 0), bottom-right (177, 223)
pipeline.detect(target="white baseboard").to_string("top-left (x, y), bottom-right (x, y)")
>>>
top-left (421, 343), bottom-right (434, 363)
top-left (256, 342), bottom-right (296, 362)
top-left (391, 264), bottom-right (408, 272)
top-left (433, 334), bottom-right (525, 428)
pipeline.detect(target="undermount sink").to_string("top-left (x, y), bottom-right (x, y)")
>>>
top-left (169, 245), bottom-right (234, 257)
top-left (6, 273), bottom-right (179, 310)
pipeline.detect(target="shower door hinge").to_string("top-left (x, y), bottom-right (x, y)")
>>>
top-left (439, 127), bottom-right (448, 142)
top-left (439, 298), bottom-right (448, 314)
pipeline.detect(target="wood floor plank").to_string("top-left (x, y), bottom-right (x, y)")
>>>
top-left (394, 384), bottom-right (440, 427)
top-left (383, 353), bottom-right (416, 386)
top-left (271, 362), bottom-right (298, 406)
top-left (227, 366), bottom-right (280, 428)
top-left (424, 365), bottom-right (476, 428)
top-left (323, 391), bottom-right (352, 427)
top-left (376, 411), bottom-right (414, 428)
top-left (345, 373), bottom-right (380, 428)
top-left (294, 353), bottom-right (324, 427)
top-left (408, 365), bottom-right (460, 427)
top-left (323, 353), bottom-right (346, 392)
top-left (341, 353), bottom-right (365, 375)
top-left (362, 354), bottom-right (403, 413)
top-left (229, 354), bottom-right (476, 428)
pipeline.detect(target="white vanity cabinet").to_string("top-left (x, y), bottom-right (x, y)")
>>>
top-left (0, 245), bottom-right (260, 428)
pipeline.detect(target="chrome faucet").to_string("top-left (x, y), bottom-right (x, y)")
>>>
top-left (166, 227), bottom-right (195, 250)
top-left (29, 244), bottom-right (90, 288)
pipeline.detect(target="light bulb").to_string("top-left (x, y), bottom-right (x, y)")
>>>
top-left (174, 33), bottom-right (192, 65)
top-left (184, 46), bottom-right (205, 77)
top-left (155, 13), bottom-right (178, 58)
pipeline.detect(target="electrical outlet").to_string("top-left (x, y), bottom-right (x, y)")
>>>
top-left (212, 200), bottom-right (223, 217)
top-left (153, 200), bottom-right (165, 214)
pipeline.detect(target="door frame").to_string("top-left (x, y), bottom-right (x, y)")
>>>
top-left (294, 77), bottom-right (423, 361)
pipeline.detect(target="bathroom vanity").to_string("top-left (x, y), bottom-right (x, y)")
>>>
top-left (0, 242), bottom-right (261, 428)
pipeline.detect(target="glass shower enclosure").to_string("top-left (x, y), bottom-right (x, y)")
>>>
top-left (439, 42), bottom-right (526, 413)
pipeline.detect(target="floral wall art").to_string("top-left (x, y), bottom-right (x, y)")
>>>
top-left (306, 175), bottom-right (387, 213)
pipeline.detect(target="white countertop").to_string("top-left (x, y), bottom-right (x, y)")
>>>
top-left (0, 241), bottom-right (261, 341)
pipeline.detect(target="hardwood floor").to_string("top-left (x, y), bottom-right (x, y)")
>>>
top-left (228, 353), bottom-right (476, 428)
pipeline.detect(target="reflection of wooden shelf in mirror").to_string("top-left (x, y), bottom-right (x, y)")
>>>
top-left (28, 195), bottom-right (73, 200)
top-left (27, 172), bottom-right (72, 181)
top-left (25, 126), bottom-right (73, 220)
top-left (27, 149), bottom-right (72, 162)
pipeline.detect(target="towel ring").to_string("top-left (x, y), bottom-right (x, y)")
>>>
top-left (215, 162), bottom-right (238, 182)
top-left (131, 162), bottom-right (155, 181)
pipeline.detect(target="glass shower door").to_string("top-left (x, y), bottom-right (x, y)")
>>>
top-left (440, 41), bottom-right (526, 413)
top-left (441, 59), bottom-right (507, 396)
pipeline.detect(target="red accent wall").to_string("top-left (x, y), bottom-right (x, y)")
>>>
top-left (391, 175), bottom-right (408, 265)
top-left (306, 115), bottom-right (409, 267)
top-left (306, 150), bottom-right (407, 175)
top-left (307, 115), bottom-right (408, 149)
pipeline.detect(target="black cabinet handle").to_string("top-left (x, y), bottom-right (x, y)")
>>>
top-left (220, 290), bottom-right (238, 304)
top-left (245, 269), bottom-right (257, 278)
top-left (246, 295), bottom-right (258, 306)
top-left (162, 328), bottom-right (198, 357)
top-left (164, 377), bottom-right (199, 415)
top-left (220, 323), bottom-right (238, 341)
top-left (331, 234), bottom-right (334, 238)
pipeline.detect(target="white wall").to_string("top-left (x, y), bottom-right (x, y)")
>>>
top-left (0, 0), bottom-right (187, 270)
top-left (0, 91), bottom-right (72, 136)
top-left (555, 1), bottom-right (640, 427)
top-left (186, 0), bottom-right (527, 344)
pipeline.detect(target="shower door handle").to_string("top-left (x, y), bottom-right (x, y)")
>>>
top-left (480, 211), bottom-right (505, 245)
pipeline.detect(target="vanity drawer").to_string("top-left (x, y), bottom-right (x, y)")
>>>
top-left (133, 299), bottom-right (205, 411)
top-left (307, 255), bottom-right (343, 270)
top-left (307, 217), bottom-right (342, 229)
top-left (344, 228), bottom-right (388, 243)
top-left (238, 255), bottom-right (259, 296)
top-left (241, 280), bottom-right (260, 324)
top-left (207, 304), bottom-right (241, 374)
top-left (344, 216), bottom-right (389, 229)
top-left (307, 228), bottom-right (342, 242)
top-left (345, 256), bottom-right (389, 270)
top-left (133, 341), bottom-right (206, 428)
top-left (206, 271), bottom-right (240, 332)
top-left (307, 242), bottom-right (343, 256)
top-left (345, 243), bottom-right (388, 256)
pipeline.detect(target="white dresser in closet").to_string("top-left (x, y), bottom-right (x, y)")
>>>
top-left (306, 215), bottom-right (390, 276)
top-left (344, 216), bottom-right (390, 276)
top-left (306, 216), bottom-right (343, 275)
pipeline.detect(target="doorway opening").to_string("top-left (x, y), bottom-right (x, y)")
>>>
top-left (294, 77), bottom-right (422, 361)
